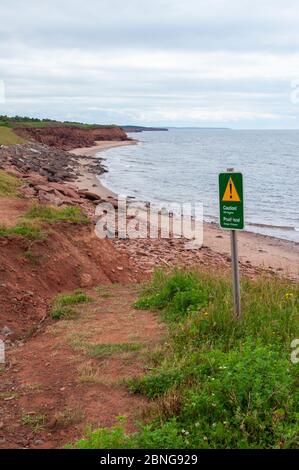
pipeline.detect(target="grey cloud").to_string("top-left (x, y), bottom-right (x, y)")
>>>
top-left (1, 0), bottom-right (299, 127)
top-left (1, 0), bottom-right (299, 52)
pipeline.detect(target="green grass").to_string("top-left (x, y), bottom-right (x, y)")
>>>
top-left (0, 222), bottom-right (44, 240)
top-left (0, 204), bottom-right (89, 243)
top-left (71, 269), bottom-right (299, 449)
top-left (88, 343), bottom-right (141, 359)
top-left (0, 127), bottom-right (25, 145)
top-left (50, 290), bottom-right (90, 320)
top-left (0, 170), bottom-right (21, 197)
top-left (25, 204), bottom-right (89, 224)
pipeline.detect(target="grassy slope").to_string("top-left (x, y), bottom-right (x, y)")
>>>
top-left (71, 269), bottom-right (299, 449)
top-left (0, 202), bottom-right (89, 241)
top-left (0, 127), bottom-right (25, 145)
top-left (0, 170), bottom-right (21, 196)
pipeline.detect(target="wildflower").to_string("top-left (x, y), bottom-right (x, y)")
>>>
top-left (285, 292), bottom-right (294, 300)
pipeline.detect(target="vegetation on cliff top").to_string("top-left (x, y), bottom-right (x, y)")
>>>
top-left (71, 269), bottom-right (299, 449)
top-left (0, 114), bottom-right (118, 130)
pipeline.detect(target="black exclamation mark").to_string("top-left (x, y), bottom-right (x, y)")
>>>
top-left (229, 180), bottom-right (232, 199)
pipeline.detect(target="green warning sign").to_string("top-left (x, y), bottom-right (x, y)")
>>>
top-left (219, 172), bottom-right (244, 230)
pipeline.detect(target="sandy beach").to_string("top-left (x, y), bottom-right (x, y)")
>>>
top-left (70, 140), bottom-right (135, 199)
top-left (70, 141), bottom-right (299, 281)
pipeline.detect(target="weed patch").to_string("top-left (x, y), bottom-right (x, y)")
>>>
top-left (25, 204), bottom-right (89, 224)
top-left (21, 412), bottom-right (46, 432)
top-left (23, 250), bottom-right (40, 265)
top-left (55, 408), bottom-right (84, 428)
top-left (0, 222), bottom-right (44, 240)
top-left (50, 290), bottom-right (90, 320)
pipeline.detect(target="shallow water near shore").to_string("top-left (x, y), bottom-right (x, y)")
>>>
top-left (98, 129), bottom-right (299, 243)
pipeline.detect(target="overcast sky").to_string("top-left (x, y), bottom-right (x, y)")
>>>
top-left (1, 0), bottom-right (299, 128)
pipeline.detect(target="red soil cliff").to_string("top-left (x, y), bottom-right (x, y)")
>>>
top-left (15, 126), bottom-right (129, 150)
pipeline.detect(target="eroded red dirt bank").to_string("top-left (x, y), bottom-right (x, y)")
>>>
top-left (0, 223), bottom-right (142, 342)
top-left (14, 126), bottom-right (129, 151)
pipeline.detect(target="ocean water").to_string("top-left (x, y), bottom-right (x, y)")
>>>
top-left (98, 129), bottom-right (299, 243)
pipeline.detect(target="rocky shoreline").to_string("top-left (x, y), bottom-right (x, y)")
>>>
top-left (0, 141), bottom-right (106, 183)
top-left (0, 141), bottom-right (107, 212)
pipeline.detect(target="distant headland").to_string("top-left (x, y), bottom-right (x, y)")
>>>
top-left (121, 125), bottom-right (169, 132)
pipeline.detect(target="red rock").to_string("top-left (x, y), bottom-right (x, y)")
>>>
top-left (48, 183), bottom-right (80, 199)
top-left (38, 190), bottom-right (64, 206)
top-left (21, 185), bottom-right (37, 198)
top-left (80, 273), bottom-right (92, 287)
top-left (35, 184), bottom-right (55, 193)
top-left (24, 173), bottom-right (49, 186)
top-left (78, 190), bottom-right (101, 201)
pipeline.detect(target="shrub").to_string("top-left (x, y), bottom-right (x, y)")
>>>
top-left (129, 369), bottom-right (185, 398)
top-left (135, 269), bottom-right (210, 322)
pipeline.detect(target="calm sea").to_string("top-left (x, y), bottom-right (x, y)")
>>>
top-left (98, 129), bottom-right (299, 243)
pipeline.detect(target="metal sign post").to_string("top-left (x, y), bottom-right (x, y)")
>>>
top-left (219, 168), bottom-right (244, 319)
top-left (230, 229), bottom-right (241, 318)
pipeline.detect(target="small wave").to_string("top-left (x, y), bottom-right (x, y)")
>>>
top-left (247, 222), bottom-right (296, 231)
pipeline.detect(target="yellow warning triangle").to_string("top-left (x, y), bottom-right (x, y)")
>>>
top-left (222, 177), bottom-right (240, 202)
